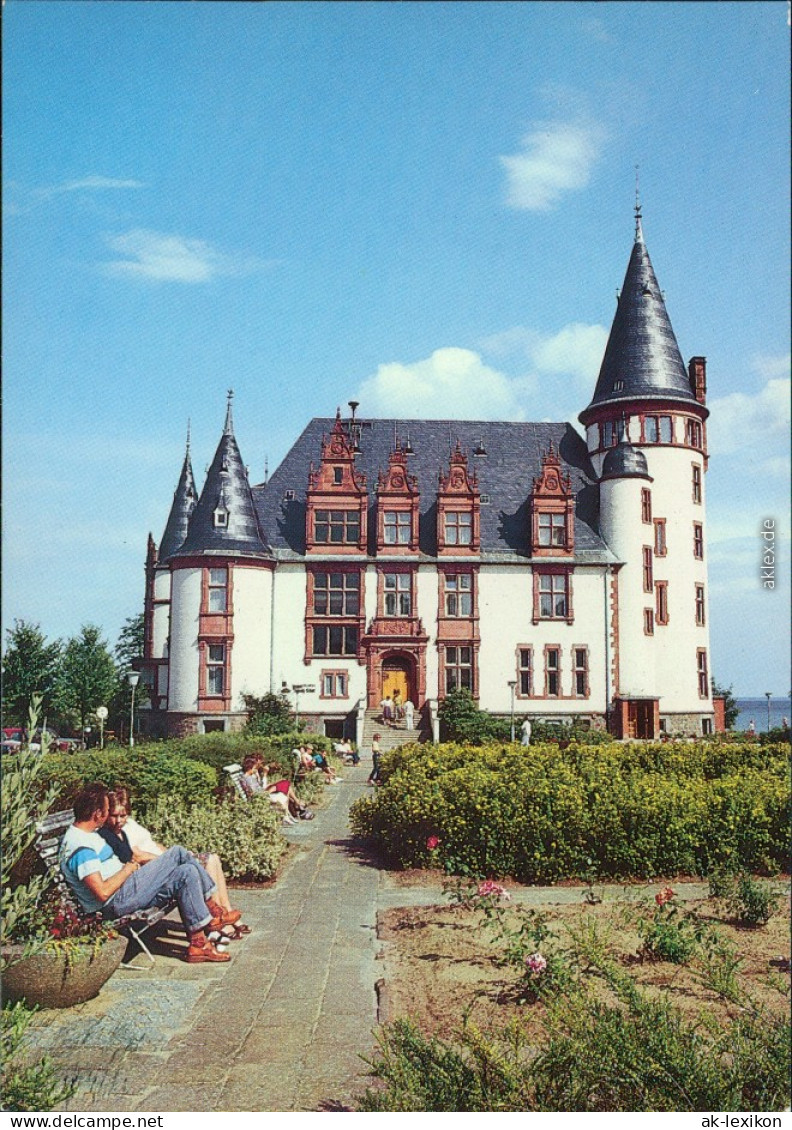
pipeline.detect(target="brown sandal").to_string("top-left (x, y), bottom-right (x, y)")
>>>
top-left (219, 922), bottom-right (251, 940)
top-left (185, 939), bottom-right (231, 963)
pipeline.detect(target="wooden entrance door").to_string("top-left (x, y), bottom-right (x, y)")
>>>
top-left (627, 700), bottom-right (655, 740)
top-left (382, 661), bottom-right (410, 704)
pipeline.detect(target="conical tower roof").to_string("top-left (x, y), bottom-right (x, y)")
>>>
top-left (175, 393), bottom-right (271, 559)
top-left (580, 214), bottom-right (698, 424)
top-left (158, 428), bottom-right (197, 561)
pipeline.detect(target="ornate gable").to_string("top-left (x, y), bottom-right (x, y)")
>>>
top-left (375, 442), bottom-right (420, 553)
top-left (437, 442), bottom-right (480, 555)
top-left (305, 409), bottom-right (368, 554)
top-left (530, 445), bottom-right (574, 557)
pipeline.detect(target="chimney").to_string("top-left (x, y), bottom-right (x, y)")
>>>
top-left (688, 356), bottom-right (707, 405)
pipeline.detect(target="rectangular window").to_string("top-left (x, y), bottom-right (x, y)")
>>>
top-left (697, 649), bottom-right (709, 698)
top-left (444, 511), bottom-right (473, 546)
top-left (313, 625), bottom-right (358, 656)
top-left (538, 574), bottom-right (568, 618)
top-left (321, 671), bottom-right (348, 698)
top-left (545, 648), bottom-right (560, 697)
top-left (314, 509), bottom-right (360, 545)
top-left (644, 415), bottom-right (672, 443)
top-left (518, 648), bottom-right (532, 696)
top-left (445, 573), bottom-right (473, 616)
top-left (695, 584), bottom-right (706, 626)
top-left (642, 547), bottom-right (653, 593)
top-left (538, 512), bottom-right (566, 547)
top-left (641, 488), bottom-right (652, 523)
top-left (384, 510), bottom-right (412, 545)
top-left (693, 523), bottom-right (704, 559)
top-left (686, 419), bottom-right (702, 447)
top-left (333, 467), bottom-right (344, 484)
top-left (573, 648), bottom-right (588, 697)
top-left (655, 581), bottom-right (669, 625)
top-left (313, 572), bottom-right (360, 616)
top-left (445, 646), bottom-right (473, 693)
top-left (384, 573), bottom-right (412, 616)
top-left (692, 464), bottom-right (702, 504)
top-left (644, 608), bottom-right (654, 635)
top-left (208, 568), bottom-right (228, 612)
top-left (654, 519), bottom-right (667, 556)
top-left (207, 644), bottom-right (225, 695)
top-left (601, 420), bottom-right (624, 447)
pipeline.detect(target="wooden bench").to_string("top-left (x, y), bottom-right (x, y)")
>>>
top-left (34, 809), bottom-right (177, 969)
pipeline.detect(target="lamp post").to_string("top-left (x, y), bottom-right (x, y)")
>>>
top-left (128, 671), bottom-right (140, 748)
top-left (765, 692), bottom-right (772, 733)
top-left (508, 680), bottom-right (517, 743)
top-left (96, 706), bottom-right (108, 750)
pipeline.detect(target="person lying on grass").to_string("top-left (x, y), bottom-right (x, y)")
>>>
top-left (61, 783), bottom-right (238, 963)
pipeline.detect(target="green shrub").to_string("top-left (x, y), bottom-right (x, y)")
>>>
top-left (143, 795), bottom-right (287, 881)
top-left (350, 740), bottom-right (790, 881)
top-left (709, 870), bottom-right (781, 928)
top-left (1, 1002), bottom-right (75, 1112)
top-left (39, 747), bottom-right (217, 812)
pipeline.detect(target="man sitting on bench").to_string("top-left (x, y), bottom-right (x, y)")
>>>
top-left (60, 783), bottom-right (235, 964)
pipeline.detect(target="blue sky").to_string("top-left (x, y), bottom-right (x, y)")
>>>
top-left (3, 1), bottom-right (790, 696)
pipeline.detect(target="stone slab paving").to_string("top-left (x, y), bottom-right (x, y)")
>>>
top-left (20, 766), bottom-right (733, 1113)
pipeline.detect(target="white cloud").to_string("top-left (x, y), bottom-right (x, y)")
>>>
top-left (37, 176), bottom-right (145, 197)
top-left (102, 229), bottom-right (266, 283)
top-left (357, 348), bottom-right (528, 420)
top-left (707, 374), bottom-right (791, 456)
top-left (530, 322), bottom-right (608, 384)
top-left (500, 120), bottom-right (606, 211)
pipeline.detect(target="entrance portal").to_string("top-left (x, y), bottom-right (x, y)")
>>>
top-left (381, 658), bottom-right (412, 704)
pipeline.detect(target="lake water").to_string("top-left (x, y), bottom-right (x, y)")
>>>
top-left (734, 697), bottom-right (791, 733)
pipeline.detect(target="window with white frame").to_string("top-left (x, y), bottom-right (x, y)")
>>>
top-left (695, 584), bottom-right (706, 626)
top-left (538, 573), bottom-right (568, 619)
top-left (644, 415), bottom-right (673, 443)
top-left (321, 670), bottom-right (348, 698)
top-left (384, 511), bottom-right (411, 545)
top-left (444, 511), bottom-right (472, 546)
top-left (206, 644), bottom-right (225, 695)
top-left (518, 648), bottom-right (532, 695)
top-left (693, 523), bottom-right (704, 559)
top-left (384, 573), bottom-right (411, 616)
top-left (538, 512), bottom-right (566, 547)
top-left (444, 646), bottom-right (473, 693)
top-left (692, 464), bottom-right (702, 504)
top-left (445, 573), bottom-right (472, 616)
top-left (208, 568), bottom-right (228, 612)
top-left (697, 649), bottom-right (709, 698)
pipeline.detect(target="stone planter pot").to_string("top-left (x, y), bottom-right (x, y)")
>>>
top-left (1, 935), bottom-right (127, 1009)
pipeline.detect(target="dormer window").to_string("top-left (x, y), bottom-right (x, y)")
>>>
top-left (538, 512), bottom-right (566, 548)
top-left (530, 447), bottom-right (574, 558)
top-left (384, 510), bottom-right (412, 545)
top-left (305, 410), bottom-right (368, 555)
top-left (376, 446), bottom-right (420, 554)
top-left (444, 511), bottom-right (472, 546)
top-left (436, 443), bottom-right (480, 556)
top-left (333, 467), bottom-right (343, 485)
top-left (213, 507), bottom-right (228, 528)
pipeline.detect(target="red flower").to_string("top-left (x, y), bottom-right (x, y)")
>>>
top-left (426, 835), bottom-right (440, 850)
top-left (655, 886), bottom-right (675, 907)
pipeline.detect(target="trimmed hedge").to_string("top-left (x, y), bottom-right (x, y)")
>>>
top-left (349, 740), bottom-right (791, 881)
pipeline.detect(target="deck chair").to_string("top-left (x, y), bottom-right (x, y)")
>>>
top-left (35, 809), bottom-right (177, 970)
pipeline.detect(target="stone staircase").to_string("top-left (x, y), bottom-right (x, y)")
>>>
top-left (360, 708), bottom-right (427, 752)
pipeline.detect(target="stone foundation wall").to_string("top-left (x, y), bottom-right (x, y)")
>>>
top-left (660, 712), bottom-right (715, 738)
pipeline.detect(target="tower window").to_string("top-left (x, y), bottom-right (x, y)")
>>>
top-left (644, 415), bottom-right (673, 443)
top-left (206, 644), bottom-right (225, 695)
top-left (642, 547), bottom-right (653, 593)
top-left (655, 581), bottom-right (669, 625)
top-left (654, 519), bottom-right (667, 557)
top-left (644, 609), bottom-right (654, 635)
top-left (692, 464), bottom-right (702, 504)
top-left (695, 584), bottom-right (706, 626)
top-left (685, 420), bottom-right (702, 448)
top-left (641, 488), bottom-right (652, 523)
top-left (697, 649), bottom-right (709, 698)
top-left (207, 568), bottom-right (228, 612)
top-left (693, 523), bottom-right (704, 559)
top-left (601, 420), bottom-right (625, 448)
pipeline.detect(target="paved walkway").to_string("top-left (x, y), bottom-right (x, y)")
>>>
top-left (23, 763), bottom-right (711, 1113)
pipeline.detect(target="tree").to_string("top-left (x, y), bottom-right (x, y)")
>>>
top-left (55, 625), bottom-right (119, 737)
top-left (0, 621), bottom-right (62, 728)
top-left (109, 614), bottom-right (149, 738)
top-left (242, 691), bottom-right (292, 736)
top-left (114, 613), bottom-right (144, 672)
top-left (711, 679), bottom-right (739, 730)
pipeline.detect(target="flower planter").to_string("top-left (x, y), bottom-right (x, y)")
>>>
top-left (1, 935), bottom-right (128, 1009)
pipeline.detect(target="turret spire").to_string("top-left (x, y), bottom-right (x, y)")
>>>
top-left (634, 165), bottom-right (644, 243)
top-left (158, 422), bottom-right (198, 561)
top-left (224, 389), bottom-right (234, 436)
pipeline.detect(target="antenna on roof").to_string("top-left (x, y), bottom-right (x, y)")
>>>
top-left (634, 164), bottom-right (643, 243)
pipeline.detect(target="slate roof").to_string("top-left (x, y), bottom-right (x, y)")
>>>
top-left (158, 446), bottom-right (197, 562)
top-left (253, 418), bottom-right (614, 563)
top-left (580, 221), bottom-right (698, 422)
top-left (173, 401), bottom-right (271, 560)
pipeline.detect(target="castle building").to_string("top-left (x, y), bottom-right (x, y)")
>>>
top-left (141, 213), bottom-right (714, 742)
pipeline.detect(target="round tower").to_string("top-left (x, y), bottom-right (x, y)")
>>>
top-left (581, 209), bottom-right (713, 736)
top-left (168, 392), bottom-right (274, 734)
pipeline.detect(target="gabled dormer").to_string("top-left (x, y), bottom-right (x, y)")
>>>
top-left (375, 442), bottom-right (419, 554)
top-left (436, 441), bottom-right (480, 555)
top-left (305, 409), bottom-right (368, 554)
top-left (530, 445), bottom-right (575, 557)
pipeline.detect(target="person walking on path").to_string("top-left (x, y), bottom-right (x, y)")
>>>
top-left (368, 733), bottom-right (383, 785)
top-left (520, 718), bottom-right (532, 746)
top-left (380, 695), bottom-right (394, 727)
top-left (404, 699), bottom-right (415, 730)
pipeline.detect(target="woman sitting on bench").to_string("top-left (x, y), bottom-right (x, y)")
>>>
top-left (241, 755), bottom-right (314, 821)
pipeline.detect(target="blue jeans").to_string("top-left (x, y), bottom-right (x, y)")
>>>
top-left (104, 845), bottom-right (216, 934)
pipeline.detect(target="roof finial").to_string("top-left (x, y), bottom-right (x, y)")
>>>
top-left (186, 419), bottom-right (191, 459)
top-left (634, 164), bottom-right (644, 243)
top-left (224, 389), bottom-right (235, 435)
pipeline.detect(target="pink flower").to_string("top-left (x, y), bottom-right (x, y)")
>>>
top-left (525, 952), bottom-right (547, 975)
top-left (655, 887), bottom-right (675, 907)
top-left (477, 879), bottom-right (510, 901)
top-left (426, 835), bottom-right (440, 850)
